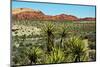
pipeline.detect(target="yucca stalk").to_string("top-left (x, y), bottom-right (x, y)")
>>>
top-left (59, 24), bottom-right (68, 48)
top-left (41, 23), bottom-right (55, 52)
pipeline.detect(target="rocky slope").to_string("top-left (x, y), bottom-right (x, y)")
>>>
top-left (12, 8), bottom-right (96, 21)
top-left (79, 18), bottom-right (96, 21)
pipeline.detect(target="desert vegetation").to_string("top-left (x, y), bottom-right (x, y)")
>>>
top-left (12, 19), bottom-right (96, 66)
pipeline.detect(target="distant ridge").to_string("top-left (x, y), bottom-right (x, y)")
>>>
top-left (79, 17), bottom-right (96, 21)
top-left (12, 8), bottom-right (96, 21)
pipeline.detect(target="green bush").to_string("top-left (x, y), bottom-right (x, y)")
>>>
top-left (65, 36), bottom-right (89, 62)
top-left (45, 47), bottom-right (65, 64)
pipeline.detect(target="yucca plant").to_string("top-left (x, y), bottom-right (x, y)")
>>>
top-left (12, 42), bottom-right (44, 65)
top-left (45, 47), bottom-right (65, 64)
top-left (23, 44), bottom-right (44, 65)
top-left (41, 22), bottom-right (56, 52)
top-left (59, 24), bottom-right (68, 48)
top-left (65, 36), bottom-right (89, 62)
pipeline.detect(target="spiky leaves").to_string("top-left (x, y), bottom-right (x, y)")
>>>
top-left (65, 36), bottom-right (89, 62)
top-left (41, 22), bottom-right (56, 52)
top-left (59, 24), bottom-right (68, 48)
top-left (27, 46), bottom-right (43, 64)
top-left (45, 47), bottom-right (65, 64)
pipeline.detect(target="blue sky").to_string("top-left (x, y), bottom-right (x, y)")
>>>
top-left (12, 1), bottom-right (96, 18)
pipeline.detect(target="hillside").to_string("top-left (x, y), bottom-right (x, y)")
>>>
top-left (12, 8), bottom-right (96, 21)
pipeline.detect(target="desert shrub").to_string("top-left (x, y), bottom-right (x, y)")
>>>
top-left (89, 50), bottom-right (96, 61)
top-left (88, 41), bottom-right (96, 50)
top-left (12, 20), bottom-right (95, 65)
top-left (12, 43), bottom-right (44, 65)
top-left (65, 36), bottom-right (89, 62)
top-left (27, 46), bottom-right (44, 64)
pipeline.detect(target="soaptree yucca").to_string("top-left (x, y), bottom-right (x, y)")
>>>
top-left (41, 22), bottom-right (56, 52)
